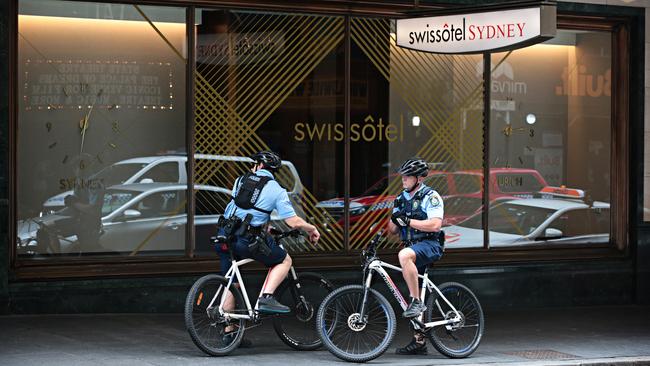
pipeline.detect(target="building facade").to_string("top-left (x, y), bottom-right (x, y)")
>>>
top-left (0, 0), bottom-right (648, 313)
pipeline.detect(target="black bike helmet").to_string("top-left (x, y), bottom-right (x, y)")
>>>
top-left (397, 157), bottom-right (429, 177)
top-left (250, 150), bottom-right (282, 171)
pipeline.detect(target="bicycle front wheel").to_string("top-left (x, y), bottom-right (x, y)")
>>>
top-left (184, 274), bottom-right (246, 356)
top-left (273, 272), bottom-right (334, 350)
top-left (317, 285), bottom-right (396, 363)
top-left (425, 282), bottom-right (484, 358)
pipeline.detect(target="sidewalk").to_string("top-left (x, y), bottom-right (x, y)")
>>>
top-left (1, 306), bottom-right (649, 365)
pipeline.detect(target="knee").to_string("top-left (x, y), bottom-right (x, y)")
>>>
top-left (398, 249), bottom-right (415, 266)
top-left (283, 254), bottom-right (292, 266)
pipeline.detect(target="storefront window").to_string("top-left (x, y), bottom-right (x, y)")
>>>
top-left (16, 1), bottom-right (187, 257)
top-left (192, 9), bottom-right (345, 255)
top-left (482, 30), bottom-right (612, 248)
top-left (348, 18), bottom-right (484, 250)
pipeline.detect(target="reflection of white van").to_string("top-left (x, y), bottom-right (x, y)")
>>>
top-left (41, 154), bottom-right (304, 216)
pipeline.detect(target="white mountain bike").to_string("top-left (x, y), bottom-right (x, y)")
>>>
top-left (316, 231), bottom-right (484, 362)
top-left (185, 228), bottom-right (334, 355)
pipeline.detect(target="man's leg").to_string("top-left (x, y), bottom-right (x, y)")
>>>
top-left (262, 254), bottom-right (292, 294)
top-left (399, 248), bottom-right (420, 299)
top-left (257, 254), bottom-right (292, 314)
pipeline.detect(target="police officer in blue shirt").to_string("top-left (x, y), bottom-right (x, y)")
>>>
top-left (218, 151), bottom-right (320, 316)
top-left (387, 157), bottom-right (444, 356)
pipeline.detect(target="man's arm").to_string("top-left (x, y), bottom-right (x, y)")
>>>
top-left (409, 217), bottom-right (442, 233)
top-left (284, 215), bottom-right (320, 243)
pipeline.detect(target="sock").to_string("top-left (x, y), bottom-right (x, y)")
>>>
top-left (261, 293), bottom-right (274, 299)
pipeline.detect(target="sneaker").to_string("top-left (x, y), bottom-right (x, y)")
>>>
top-left (402, 298), bottom-right (426, 318)
top-left (395, 337), bottom-right (428, 355)
top-left (257, 295), bottom-right (290, 314)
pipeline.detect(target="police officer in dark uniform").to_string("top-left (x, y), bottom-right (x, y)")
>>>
top-left (218, 151), bottom-right (320, 315)
top-left (388, 157), bottom-right (444, 355)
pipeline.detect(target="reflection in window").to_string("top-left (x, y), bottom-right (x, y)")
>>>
top-left (489, 30), bottom-right (612, 247)
top-left (16, 0), bottom-right (187, 258)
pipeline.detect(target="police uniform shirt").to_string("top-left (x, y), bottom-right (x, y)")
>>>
top-left (393, 183), bottom-right (444, 220)
top-left (224, 169), bottom-right (296, 226)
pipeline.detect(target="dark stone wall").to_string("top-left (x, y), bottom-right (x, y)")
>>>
top-left (0, 0), bottom-right (11, 315)
top-left (7, 259), bottom-right (635, 313)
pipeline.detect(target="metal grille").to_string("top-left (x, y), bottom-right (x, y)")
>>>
top-left (503, 350), bottom-right (578, 360)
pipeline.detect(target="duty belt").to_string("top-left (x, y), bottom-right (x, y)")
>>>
top-left (246, 226), bottom-right (264, 236)
top-left (402, 233), bottom-right (440, 247)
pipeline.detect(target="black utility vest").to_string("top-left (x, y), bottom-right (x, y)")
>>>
top-left (394, 186), bottom-right (437, 242)
top-left (232, 172), bottom-right (273, 214)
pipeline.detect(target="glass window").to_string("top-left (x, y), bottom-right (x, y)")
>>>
top-left (16, 1), bottom-right (187, 258)
top-left (348, 18), bottom-right (484, 248)
top-left (487, 30), bottom-right (612, 248)
top-left (193, 9), bottom-right (344, 255)
top-left (140, 161), bottom-right (180, 183)
top-left (195, 188), bottom-right (230, 216)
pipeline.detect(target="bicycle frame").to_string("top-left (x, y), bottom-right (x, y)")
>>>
top-left (362, 259), bottom-right (462, 330)
top-left (207, 253), bottom-right (302, 322)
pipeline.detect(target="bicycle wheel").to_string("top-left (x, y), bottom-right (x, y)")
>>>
top-left (273, 272), bottom-right (334, 350)
top-left (425, 282), bottom-right (484, 358)
top-left (317, 285), bottom-right (396, 363)
top-left (185, 274), bottom-right (246, 356)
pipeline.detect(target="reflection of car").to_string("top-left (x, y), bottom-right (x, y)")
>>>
top-left (316, 171), bottom-right (451, 225)
top-left (19, 183), bottom-right (232, 255)
top-left (42, 154), bottom-right (304, 216)
top-left (21, 181), bottom-right (299, 256)
top-left (316, 168), bottom-right (547, 233)
top-left (444, 197), bottom-right (610, 248)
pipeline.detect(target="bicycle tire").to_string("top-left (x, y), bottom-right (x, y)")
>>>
top-left (425, 282), bottom-right (484, 358)
top-left (273, 272), bottom-right (334, 351)
top-left (317, 285), bottom-right (396, 363)
top-left (185, 274), bottom-right (246, 356)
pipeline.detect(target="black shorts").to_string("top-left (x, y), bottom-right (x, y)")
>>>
top-left (218, 231), bottom-right (288, 276)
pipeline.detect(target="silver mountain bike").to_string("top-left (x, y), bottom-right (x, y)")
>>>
top-left (317, 231), bottom-right (484, 362)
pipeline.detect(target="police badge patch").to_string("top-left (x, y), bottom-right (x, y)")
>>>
top-left (413, 200), bottom-right (419, 210)
top-left (430, 194), bottom-right (441, 207)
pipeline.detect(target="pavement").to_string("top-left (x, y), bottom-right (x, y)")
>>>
top-left (1, 306), bottom-right (649, 365)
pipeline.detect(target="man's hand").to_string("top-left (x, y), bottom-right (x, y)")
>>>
top-left (391, 211), bottom-right (410, 228)
top-left (307, 227), bottom-right (320, 244)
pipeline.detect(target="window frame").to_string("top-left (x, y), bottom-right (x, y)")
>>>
top-left (8, 2), bottom-right (631, 280)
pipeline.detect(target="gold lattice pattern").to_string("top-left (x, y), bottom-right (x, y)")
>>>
top-left (349, 18), bottom-right (485, 249)
top-left (194, 13), bottom-right (345, 252)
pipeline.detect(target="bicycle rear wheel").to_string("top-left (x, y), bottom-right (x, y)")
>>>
top-left (317, 285), bottom-right (396, 363)
top-left (425, 282), bottom-right (484, 358)
top-left (273, 272), bottom-right (334, 350)
top-left (184, 274), bottom-right (246, 356)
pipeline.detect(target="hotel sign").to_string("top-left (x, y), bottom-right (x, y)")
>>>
top-left (396, 6), bottom-right (556, 54)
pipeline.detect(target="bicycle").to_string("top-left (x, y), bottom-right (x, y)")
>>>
top-left (185, 227), bottom-right (334, 356)
top-left (316, 231), bottom-right (484, 362)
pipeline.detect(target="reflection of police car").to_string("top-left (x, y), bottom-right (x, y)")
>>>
top-left (444, 187), bottom-right (610, 248)
top-left (20, 183), bottom-right (233, 255)
top-left (41, 154), bottom-right (304, 217)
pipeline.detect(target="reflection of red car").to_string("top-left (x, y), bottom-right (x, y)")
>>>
top-left (315, 171), bottom-right (451, 226)
top-left (316, 168), bottom-right (548, 237)
top-left (442, 168), bottom-right (549, 226)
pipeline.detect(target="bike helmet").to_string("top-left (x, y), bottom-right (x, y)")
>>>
top-left (397, 157), bottom-right (429, 177)
top-left (250, 150), bottom-right (282, 171)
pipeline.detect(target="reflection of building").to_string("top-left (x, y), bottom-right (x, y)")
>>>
top-left (1, 1), bottom-right (649, 315)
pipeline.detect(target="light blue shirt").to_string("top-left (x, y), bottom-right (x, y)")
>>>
top-left (392, 184), bottom-right (444, 220)
top-left (224, 169), bottom-right (296, 226)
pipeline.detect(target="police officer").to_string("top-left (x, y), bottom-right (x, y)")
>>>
top-left (219, 151), bottom-right (320, 316)
top-left (387, 157), bottom-right (444, 356)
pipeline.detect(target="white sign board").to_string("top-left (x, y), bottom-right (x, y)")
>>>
top-left (396, 6), bottom-right (555, 54)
